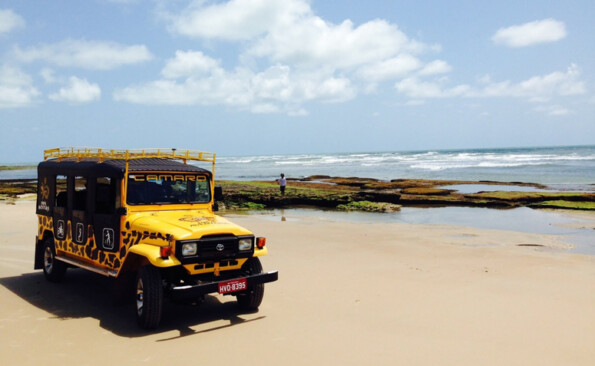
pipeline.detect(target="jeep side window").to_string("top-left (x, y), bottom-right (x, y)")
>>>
top-left (95, 177), bottom-right (116, 214)
top-left (73, 176), bottom-right (87, 211)
top-left (55, 175), bottom-right (68, 208)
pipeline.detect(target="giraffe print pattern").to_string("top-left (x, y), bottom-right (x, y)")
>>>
top-left (37, 215), bottom-right (169, 273)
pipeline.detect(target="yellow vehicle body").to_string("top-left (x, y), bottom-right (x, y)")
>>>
top-left (34, 148), bottom-right (278, 329)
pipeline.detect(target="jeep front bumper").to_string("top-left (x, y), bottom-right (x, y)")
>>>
top-left (167, 270), bottom-right (278, 300)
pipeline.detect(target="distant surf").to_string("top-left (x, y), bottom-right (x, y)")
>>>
top-left (215, 145), bottom-right (595, 190)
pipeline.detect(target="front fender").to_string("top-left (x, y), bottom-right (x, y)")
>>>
top-left (253, 246), bottom-right (268, 257)
top-left (128, 244), bottom-right (181, 267)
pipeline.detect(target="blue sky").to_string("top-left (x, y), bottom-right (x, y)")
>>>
top-left (0, 0), bottom-right (593, 163)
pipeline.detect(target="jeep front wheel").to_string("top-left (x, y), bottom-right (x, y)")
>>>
top-left (42, 238), bottom-right (67, 282)
top-left (236, 258), bottom-right (265, 310)
top-left (136, 266), bottom-right (163, 329)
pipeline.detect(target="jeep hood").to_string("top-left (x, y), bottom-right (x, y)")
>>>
top-left (127, 210), bottom-right (252, 242)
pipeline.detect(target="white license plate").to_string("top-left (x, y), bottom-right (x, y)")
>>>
top-left (218, 278), bottom-right (247, 294)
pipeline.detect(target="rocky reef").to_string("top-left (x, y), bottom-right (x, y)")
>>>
top-left (218, 176), bottom-right (595, 212)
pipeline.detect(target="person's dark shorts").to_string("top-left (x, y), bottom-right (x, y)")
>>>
top-left (280, 185), bottom-right (286, 194)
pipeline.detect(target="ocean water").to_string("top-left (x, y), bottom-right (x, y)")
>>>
top-left (244, 207), bottom-right (595, 255)
top-left (215, 145), bottom-right (595, 191)
top-left (3, 145), bottom-right (595, 190)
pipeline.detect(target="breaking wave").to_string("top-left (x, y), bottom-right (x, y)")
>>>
top-left (215, 145), bottom-right (595, 186)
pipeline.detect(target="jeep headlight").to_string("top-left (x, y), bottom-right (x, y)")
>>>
top-left (238, 238), bottom-right (253, 251)
top-left (181, 242), bottom-right (197, 256)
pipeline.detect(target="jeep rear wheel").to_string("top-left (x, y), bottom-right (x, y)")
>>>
top-left (136, 266), bottom-right (163, 329)
top-left (42, 238), bottom-right (67, 282)
top-left (236, 258), bottom-right (265, 310)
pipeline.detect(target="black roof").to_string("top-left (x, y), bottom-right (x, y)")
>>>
top-left (38, 158), bottom-right (211, 177)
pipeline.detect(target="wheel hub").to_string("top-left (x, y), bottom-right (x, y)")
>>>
top-left (136, 278), bottom-right (144, 316)
top-left (43, 246), bottom-right (53, 273)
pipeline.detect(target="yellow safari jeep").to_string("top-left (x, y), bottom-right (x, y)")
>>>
top-left (34, 148), bottom-right (278, 329)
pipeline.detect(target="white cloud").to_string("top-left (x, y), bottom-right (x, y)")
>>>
top-left (161, 50), bottom-right (222, 79)
top-left (249, 17), bottom-right (418, 70)
top-left (114, 62), bottom-right (355, 115)
top-left (534, 105), bottom-right (571, 116)
top-left (0, 9), bottom-right (25, 35)
top-left (477, 75), bottom-right (492, 84)
top-left (492, 19), bottom-right (567, 47)
top-left (519, 64), bottom-right (584, 96)
top-left (40, 68), bottom-right (59, 84)
top-left (49, 76), bottom-right (101, 103)
top-left (146, 0), bottom-right (439, 113)
top-left (167, 0), bottom-right (427, 71)
top-left (251, 103), bottom-right (281, 114)
top-left (403, 100), bottom-right (425, 106)
top-left (396, 64), bottom-right (585, 101)
top-left (14, 39), bottom-right (153, 70)
top-left (167, 0), bottom-right (309, 41)
top-left (479, 64), bottom-right (585, 99)
top-left (419, 60), bottom-right (452, 76)
top-left (147, 2), bottom-right (586, 115)
top-left (287, 108), bottom-right (308, 117)
top-left (357, 55), bottom-right (422, 82)
top-left (0, 64), bottom-right (39, 108)
top-left (396, 77), bottom-right (470, 99)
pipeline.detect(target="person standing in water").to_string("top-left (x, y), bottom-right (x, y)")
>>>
top-left (278, 173), bottom-right (287, 195)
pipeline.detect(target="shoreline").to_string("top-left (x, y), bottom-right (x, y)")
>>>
top-left (0, 200), bottom-right (594, 365)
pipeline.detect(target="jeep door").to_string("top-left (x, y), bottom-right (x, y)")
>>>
top-left (53, 175), bottom-right (69, 242)
top-left (92, 176), bottom-right (120, 253)
top-left (71, 176), bottom-right (89, 246)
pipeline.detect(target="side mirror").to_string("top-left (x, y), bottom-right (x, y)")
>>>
top-left (116, 207), bottom-right (128, 216)
top-left (214, 186), bottom-right (223, 200)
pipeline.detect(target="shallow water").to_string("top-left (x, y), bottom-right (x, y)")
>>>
top-left (438, 184), bottom-right (558, 193)
top-left (0, 168), bottom-right (36, 180)
top-left (245, 207), bottom-right (595, 255)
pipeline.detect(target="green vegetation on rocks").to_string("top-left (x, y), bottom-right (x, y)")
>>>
top-left (227, 202), bottom-right (266, 210)
top-left (0, 180), bottom-right (37, 199)
top-left (217, 177), bottom-right (594, 212)
top-left (0, 165), bottom-right (35, 171)
top-left (337, 201), bottom-right (401, 212)
top-left (528, 200), bottom-right (595, 210)
top-left (401, 187), bottom-right (453, 195)
top-left (466, 191), bottom-right (594, 201)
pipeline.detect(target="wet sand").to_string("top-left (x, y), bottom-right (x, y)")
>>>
top-left (0, 200), bottom-right (594, 365)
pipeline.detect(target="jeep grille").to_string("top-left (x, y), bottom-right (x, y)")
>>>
top-left (176, 235), bottom-right (254, 264)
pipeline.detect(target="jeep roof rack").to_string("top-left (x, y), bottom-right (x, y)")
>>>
top-left (44, 147), bottom-right (215, 165)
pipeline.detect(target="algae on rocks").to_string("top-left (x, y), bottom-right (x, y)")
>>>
top-left (217, 176), bottom-right (595, 212)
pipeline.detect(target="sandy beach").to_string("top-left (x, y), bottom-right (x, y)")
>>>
top-left (0, 200), bottom-right (593, 365)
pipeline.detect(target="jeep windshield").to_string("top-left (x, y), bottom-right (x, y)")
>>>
top-left (127, 173), bottom-right (211, 205)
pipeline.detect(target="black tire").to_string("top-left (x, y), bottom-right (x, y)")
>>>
top-left (42, 238), bottom-right (67, 282)
top-left (135, 266), bottom-right (163, 329)
top-left (236, 258), bottom-right (265, 310)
